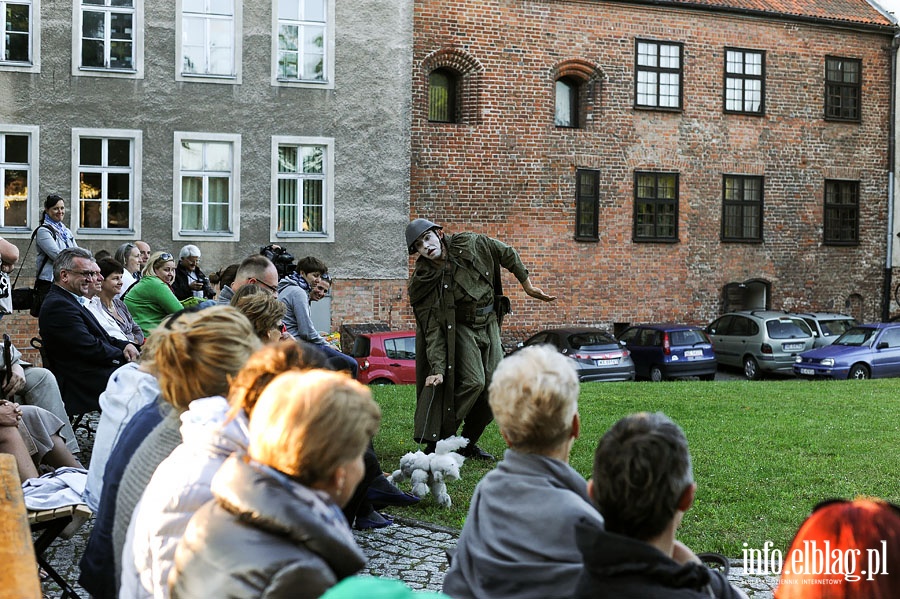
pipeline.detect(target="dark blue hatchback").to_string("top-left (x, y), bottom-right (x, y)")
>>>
top-left (618, 324), bottom-right (717, 381)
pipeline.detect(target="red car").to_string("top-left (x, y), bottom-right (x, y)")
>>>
top-left (352, 331), bottom-right (417, 385)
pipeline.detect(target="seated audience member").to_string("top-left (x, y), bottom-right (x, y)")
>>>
top-left (775, 498), bottom-right (900, 598)
top-left (442, 344), bottom-right (603, 599)
top-left (574, 412), bottom-right (746, 599)
top-left (229, 284), bottom-right (290, 343)
top-left (78, 306), bottom-right (258, 599)
top-left (120, 340), bottom-right (327, 599)
top-left (39, 247), bottom-right (139, 416)
top-left (135, 241), bottom-right (151, 269)
top-left (83, 350), bottom-right (160, 512)
top-left (278, 257), bottom-right (357, 376)
top-left (170, 369), bottom-right (381, 599)
top-left (87, 258), bottom-right (144, 346)
top-left (0, 400), bottom-right (82, 482)
top-left (216, 254), bottom-right (279, 304)
top-left (123, 251), bottom-right (191, 337)
top-left (208, 263), bottom-right (238, 299)
top-left (114, 242), bottom-right (143, 297)
top-left (171, 245), bottom-right (215, 302)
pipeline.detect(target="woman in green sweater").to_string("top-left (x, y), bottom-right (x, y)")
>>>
top-left (124, 251), bottom-right (190, 337)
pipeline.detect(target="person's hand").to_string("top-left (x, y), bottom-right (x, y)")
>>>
top-left (521, 278), bottom-right (557, 302)
top-left (2, 363), bottom-right (26, 399)
top-left (671, 540), bottom-right (702, 565)
top-left (0, 400), bottom-right (22, 427)
top-left (123, 344), bottom-right (140, 363)
top-left (190, 280), bottom-right (204, 290)
top-left (425, 374), bottom-right (444, 387)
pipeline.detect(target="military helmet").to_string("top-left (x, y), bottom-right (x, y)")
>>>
top-left (405, 218), bottom-right (443, 254)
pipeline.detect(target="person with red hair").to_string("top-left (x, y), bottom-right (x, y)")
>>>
top-left (775, 498), bottom-right (900, 598)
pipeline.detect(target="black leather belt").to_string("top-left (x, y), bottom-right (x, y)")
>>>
top-left (475, 303), bottom-right (495, 316)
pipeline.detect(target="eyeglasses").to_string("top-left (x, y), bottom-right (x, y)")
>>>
top-left (251, 278), bottom-right (278, 294)
top-left (154, 253), bottom-right (174, 266)
top-left (68, 270), bottom-right (100, 278)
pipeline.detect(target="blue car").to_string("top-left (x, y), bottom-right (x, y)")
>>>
top-left (793, 323), bottom-right (900, 380)
top-left (618, 324), bottom-right (717, 381)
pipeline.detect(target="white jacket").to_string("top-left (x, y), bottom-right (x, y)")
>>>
top-left (119, 395), bottom-right (249, 599)
top-left (83, 363), bottom-right (160, 512)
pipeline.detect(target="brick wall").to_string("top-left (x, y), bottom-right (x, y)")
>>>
top-left (410, 0), bottom-right (893, 335)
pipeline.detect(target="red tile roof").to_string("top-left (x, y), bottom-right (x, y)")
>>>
top-left (621, 0), bottom-right (896, 28)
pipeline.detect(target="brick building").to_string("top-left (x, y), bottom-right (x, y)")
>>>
top-left (411, 0), bottom-right (897, 342)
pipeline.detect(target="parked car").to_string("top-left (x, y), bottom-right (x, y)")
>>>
top-left (791, 312), bottom-right (858, 348)
top-left (519, 327), bottom-right (635, 382)
top-left (705, 310), bottom-right (815, 380)
top-left (793, 323), bottom-right (900, 380)
top-left (618, 324), bottom-right (717, 381)
top-left (351, 330), bottom-right (417, 385)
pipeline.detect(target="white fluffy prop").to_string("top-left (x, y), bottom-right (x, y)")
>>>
top-left (388, 436), bottom-right (468, 507)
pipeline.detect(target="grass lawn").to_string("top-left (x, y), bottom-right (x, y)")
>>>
top-left (371, 378), bottom-right (900, 558)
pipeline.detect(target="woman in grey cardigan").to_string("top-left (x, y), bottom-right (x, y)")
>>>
top-left (34, 194), bottom-right (77, 304)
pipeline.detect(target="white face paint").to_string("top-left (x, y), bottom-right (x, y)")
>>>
top-left (414, 230), bottom-right (443, 261)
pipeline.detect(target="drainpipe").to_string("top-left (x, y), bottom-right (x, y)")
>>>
top-left (883, 32), bottom-right (899, 322)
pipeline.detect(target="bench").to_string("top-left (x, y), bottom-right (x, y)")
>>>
top-left (0, 453), bottom-right (42, 598)
top-left (28, 502), bottom-right (92, 598)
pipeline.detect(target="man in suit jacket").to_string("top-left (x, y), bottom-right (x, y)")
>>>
top-left (39, 247), bottom-right (140, 415)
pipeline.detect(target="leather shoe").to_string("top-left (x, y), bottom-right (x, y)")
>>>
top-left (367, 476), bottom-right (421, 508)
top-left (459, 444), bottom-right (495, 461)
top-left (354, 509), bottom-right (393, 530)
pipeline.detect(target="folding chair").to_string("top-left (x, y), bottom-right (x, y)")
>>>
top-left (29, 503), bottom-right (93, 598)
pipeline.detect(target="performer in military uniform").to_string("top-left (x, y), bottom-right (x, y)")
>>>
top-left (405, 218), bottom-right (555, 459)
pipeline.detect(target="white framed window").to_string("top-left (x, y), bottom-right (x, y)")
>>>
top-left (73, 0), bottom-right (144, 78)
top-left (176, 0), bottom-right (241, 84)
top-left (173, 132), bottom-right (241, 241)
top-left (272, 0), bottom-right (334, 89)
top-left (0, 125), bottom-right (38, 233)
top-left (1, 0), bottom-right (40, 72)
top-left (71, 128), bottom-right (142, 239)
top-left (270, 136), bottom-right (334, 243)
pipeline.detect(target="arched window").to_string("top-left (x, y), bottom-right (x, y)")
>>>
top-left (428, 68), bottom-right (458, 123)
top-left (555, 78), bottom-right (579, 127)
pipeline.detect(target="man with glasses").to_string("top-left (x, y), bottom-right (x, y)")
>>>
top-left (277, 258), bottom-right (357, 376)
top-left (38, 247), bottom-right (139, 415)
top-left (216, 255), bottom-right (279, 305)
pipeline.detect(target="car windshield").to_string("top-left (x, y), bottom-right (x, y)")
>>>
top-left (569, 332), bottom-right (616, 349)
top-left (766, 318), bottom-right (812, 339)
top-left (833, 327), bottom-right (879, 347)
top-left (820, 319), bottom-right (856, 337)
top-left (670, 329), bottom-right (706, 346)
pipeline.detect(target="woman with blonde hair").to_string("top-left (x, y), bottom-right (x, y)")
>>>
top-left (171, 369), bottom-right (381, 599)
top-left (79, 306), bottom-right (259, 599)
top-left (120, 340), bottom-right (327, 599)
top-left (123, 251), bottom-right (191, 337)
top-left (230, 283), bottom-right (290, 343)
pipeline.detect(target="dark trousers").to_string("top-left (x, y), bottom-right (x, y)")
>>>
top-left (342, 442), bottom-right (381, 525)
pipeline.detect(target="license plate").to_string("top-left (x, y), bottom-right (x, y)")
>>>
top-left (800, 368), bottom-right (815, 375)
top-left (595, 359), bottom-right (618, 366)
top-left (784, 343), bottom-right (804, 351)
top-left (684, 350), bottom-right (703, 357)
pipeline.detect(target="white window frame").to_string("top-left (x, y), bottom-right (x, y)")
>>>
top-left (270, 136), bottom-right (334, 243)
top-left (271, 0), bottom-right (335, 89)
top-left (72, 0), bottom-right (144, 79)
top-left (0, 124), bottom-right (39, 235)
top-left (175, 0), bottom-right (242, 84)
top-left (71, 128), bottom-right (142, 241)
top-left (173, 131), bottom-right (241, 241)
top-left (0, 0), bottom-right (40, 73)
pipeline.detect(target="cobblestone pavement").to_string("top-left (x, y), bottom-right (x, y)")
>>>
top-left (40, 414), bottom-right (779, 598)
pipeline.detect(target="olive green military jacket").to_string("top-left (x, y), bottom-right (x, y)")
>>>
top-left (407, 232), bottom-right (529, 442)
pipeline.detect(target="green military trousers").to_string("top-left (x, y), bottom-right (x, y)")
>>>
top-left (453, 314), bottom-right (503, 444)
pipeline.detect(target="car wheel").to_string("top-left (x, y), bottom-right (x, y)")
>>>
top-left (369, 378), bottom-right (395, 385)
top-left (650, 366), bottom-right (664, 382)
top-left (848, 364), bottom-right (870, 380)
top-left (743, 356), bottom-right (760, 381)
